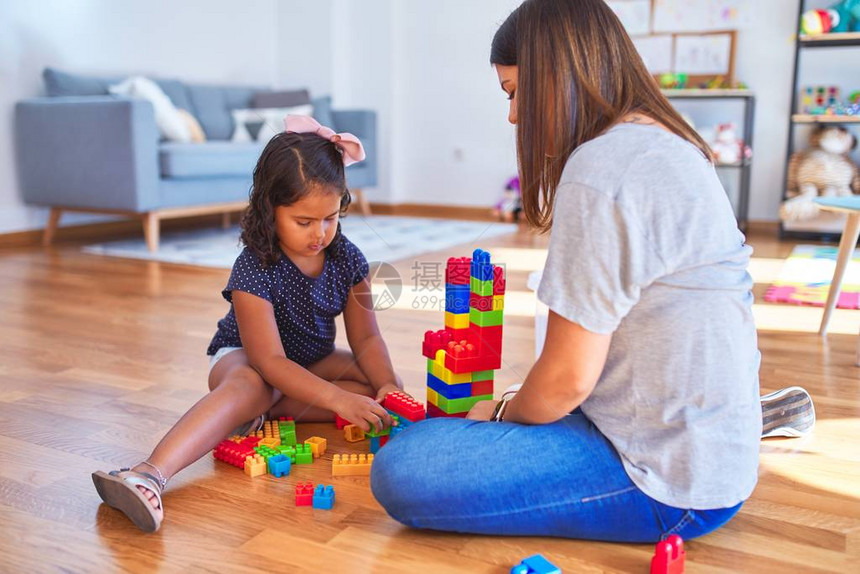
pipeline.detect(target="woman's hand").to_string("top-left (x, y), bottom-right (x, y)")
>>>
top-left (374, 383), bottom-right (405, 403)
top-left (332, 390), bottom-right (392, 433)
top-left (466, 399), bottom-right (499, 421)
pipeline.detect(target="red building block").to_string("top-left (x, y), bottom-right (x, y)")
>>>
top-left (470, 324), bottom-right (502, 356)
top-left (213, 439), bottom-right (256, 468)
top-left (493, 265), bottom-right (506, 294)
top-left (469, 292), bottom-right (495, 312)
top-left (334, 413), bottom-right (352, 430)
top-left (427, 403), bottom-right (468, 418)
top-left (445, 257), bottom-right (471, 285)
top-left (239, 436), bottom-right (261, 449)
top-left (651, 534), bottom-right (685, 574)
top-left (382, 391), bottom-right (426, 422)
top-left (295, 481), bottom-right (314, 506)
top-left (471, 379), bottom-right (494, 396)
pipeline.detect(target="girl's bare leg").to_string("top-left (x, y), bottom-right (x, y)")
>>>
top-left (129, 348), bottom-right (372, 516)
top-left (269, 348), bottom-right (374, 420)
top-left (127, 350), bottom-right (281, 517)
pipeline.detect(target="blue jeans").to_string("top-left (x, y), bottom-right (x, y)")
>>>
top-left (370, 411), bottom-right (743, 542)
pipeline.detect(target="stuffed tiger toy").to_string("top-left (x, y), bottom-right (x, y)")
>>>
top-left (780, 126), bottom-right (860, 222)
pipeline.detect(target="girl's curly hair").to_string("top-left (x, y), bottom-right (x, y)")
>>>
top-left (241, 131), bottom-right (352, 267)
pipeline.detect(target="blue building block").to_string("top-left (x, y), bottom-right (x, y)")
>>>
top-left (267, 454), bottom-right (291, 477)
top-left (312, 484), bottom-right (335, 510)
top-left (471, 249), bottom-right (493, 281)
top-left (445, 283), bottom-right (471, 313)
top-left (426, 372), bottom-right (473, 399)
top-left (369, 435), bottom-right (383, 454)
top-left (511, 554), bottom-right (560, 574)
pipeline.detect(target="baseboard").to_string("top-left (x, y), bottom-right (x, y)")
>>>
top-left (364, 202), bottom-right (498, 222)
top-left (0, 213), bottom-right (234, 249)
top-left (745, 220), bottom-right (780, 237)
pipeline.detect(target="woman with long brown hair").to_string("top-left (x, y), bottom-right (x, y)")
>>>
top-left (370, 0), bottom-right (778, 541)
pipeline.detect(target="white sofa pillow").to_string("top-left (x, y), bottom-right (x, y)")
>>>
top-left (230, 104), bottom-right (314, 143)
top-left (109, 76), bottom-right (191, 143)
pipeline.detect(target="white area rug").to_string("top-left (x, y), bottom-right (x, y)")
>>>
top-left (83, 215), bottom-right (518, 269)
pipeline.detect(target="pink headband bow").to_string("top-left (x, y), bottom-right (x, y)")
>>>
top-left (283, 115), bottom-right (366, 167)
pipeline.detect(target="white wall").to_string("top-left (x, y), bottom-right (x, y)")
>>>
top-left (331, 0), bottom-right (835, 222)
top-left (2, 0), bottom-right (853, 234)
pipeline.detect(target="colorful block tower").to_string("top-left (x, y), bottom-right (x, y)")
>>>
top-left (422, 249), bottom-right (505, 418)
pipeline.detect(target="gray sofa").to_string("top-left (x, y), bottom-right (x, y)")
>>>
top-left (15, 68), bottom-right (377, 251)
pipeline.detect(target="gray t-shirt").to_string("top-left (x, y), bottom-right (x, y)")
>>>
top-left (538, 123), bottom-right (761, 509)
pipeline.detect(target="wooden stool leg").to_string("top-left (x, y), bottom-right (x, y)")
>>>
top-left (819, 213), bottom-right (860, 336)
top-left (222, 212), bottom-right (231, 229)
top-left (43, 208), bottom-right (62, 246)
top-left (353, 189), bottom-right (372, 216)
top-left (142, 212), bottom-right (161, 253)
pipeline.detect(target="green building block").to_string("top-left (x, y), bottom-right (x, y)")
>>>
top-left (470, 276), bottom-right (494, 296)
top-left (276, 445), bottom-right (297, 462)
top-left (254, 445), bottom-right (279, 461)
top-left (365, 425), bottom-right (391, 438)
top-left (472, 370), bottom-right (494, 382)
top-left (294, 444), bottom-right (313, 464)
top-left (279, 428), bottom-right (297, 446)
top-left (436, 393), bottom-right (493, 414)
top-left (469, 307), bottom-right (503, 327)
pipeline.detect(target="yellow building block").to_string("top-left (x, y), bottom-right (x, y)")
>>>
top-left (244, 454), bottom-right (267, 478)
top-left (493, 295), bottom-right (504, 311)
top-left (258, 437), bottom-right (281, 448)
top-left (344, 424), bottom-right (366, 443)
top-left (305, 436), bottom-right (327, 458)
top-left (427, 387), bottom-right (439, 407)
top-left (332, 453), bottom-right (374, 476)
top-left (444, 311), bottom-right (470, 330)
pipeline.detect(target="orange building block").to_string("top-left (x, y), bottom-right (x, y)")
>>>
top-left (304, 436), bottom-right (327, 458)
top-left (243, 454), bottom-right (267, 478)
top-left (258, 437), bottom-right (281, 448)
top-left (332, 453), bottom-right (374, 476)
top-left (344, 424), bottom-right (366, 442)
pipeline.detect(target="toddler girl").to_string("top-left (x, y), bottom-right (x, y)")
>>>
top-left (93, 115), bottom-right (402, 532)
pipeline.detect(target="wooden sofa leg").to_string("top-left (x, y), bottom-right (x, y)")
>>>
top-left (353, 189), bottom-right (372, 216)
top-left (222, 212), bottom-right (232, 229)
top-left (142, 212), bottom-right (161, 252)
top-left (43, 208), bottom-right (62, 246)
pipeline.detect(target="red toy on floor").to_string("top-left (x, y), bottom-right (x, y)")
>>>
top-left (650, 534), bottom-right (685, 574)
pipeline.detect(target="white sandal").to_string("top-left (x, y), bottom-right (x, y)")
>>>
top-left (92, 466), bottom-right (165, 533)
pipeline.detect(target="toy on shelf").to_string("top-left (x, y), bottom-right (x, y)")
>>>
top-left (659, 73), bottom-right (688, 90)
top-left (332, 453), bottom-right (374, 476)
top-left (492, 176), bottom-right (522, 222)
top-left (699, 123), bottom-right (751, 165)
top-left (781, 126), bottom-right (860, 221)
top-left (511, 554), bottom-right (561, 574)
top-left (295, 481), bottom-right (314, 506)
top-left (651, 534), bottom-right (685, 574)
top-left (801, 86), bottom-right (841, 114)
top-left (423, 249), bottom-right (506, 418)
top-left (802, 1), bottom-right (860, 36)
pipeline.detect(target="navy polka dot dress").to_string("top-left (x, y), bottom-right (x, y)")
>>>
top-left (207, 233), bottom-right (370, 367)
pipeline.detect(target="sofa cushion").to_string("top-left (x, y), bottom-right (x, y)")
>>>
top-left (252, 89), bottom-right (310, 109)
top-left (312, 96), bottom-right (335, 130)
top-left (186, 84), bottom-right (261, 141)
top-left (160, 141), bottom-right (263, 178)
top-left (43, 68), bottom-right (194, 113)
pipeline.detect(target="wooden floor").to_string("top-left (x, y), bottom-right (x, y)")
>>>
top-left (1, 224), bottom-right (858, 573)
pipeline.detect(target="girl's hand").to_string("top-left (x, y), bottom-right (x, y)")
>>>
top-left (374, 383), bottom-right (406, 403)
top-left (333, 390), bottom-right (392, 433)
top-left (466, 399), bottom-right (499, 421)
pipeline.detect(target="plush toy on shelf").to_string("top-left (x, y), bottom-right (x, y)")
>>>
top-left (802, 1), bottom-right (860, 35)
top-left (492, 176), bottom-right (522, 223)
top-left (781, 126), bottom-right (860, 221)
top-left (699, 123), bottom-right (750, 166)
